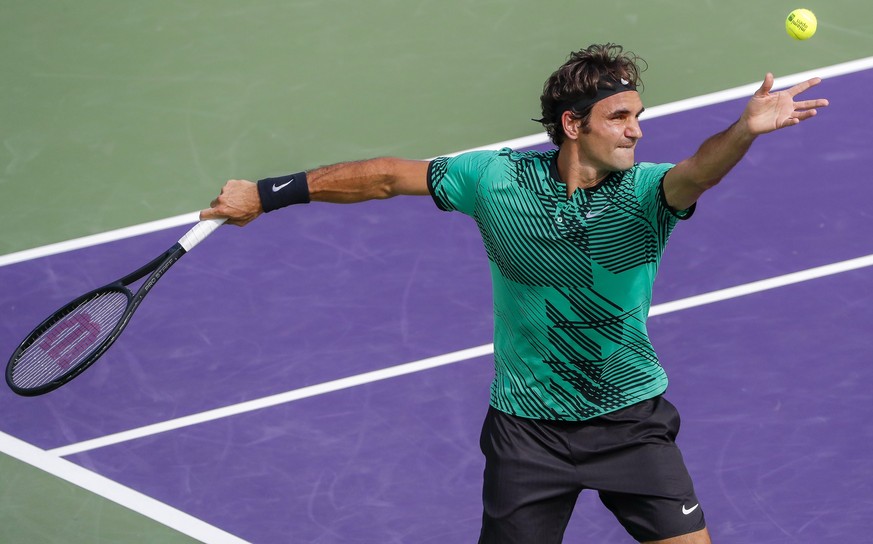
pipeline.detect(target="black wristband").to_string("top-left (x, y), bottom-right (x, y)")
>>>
top-left (256, 171), bottom-right (310, 212)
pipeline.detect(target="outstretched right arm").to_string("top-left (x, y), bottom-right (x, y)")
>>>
top-left (663, 74), bottom-right (828, 211)
top-left (200, 158), bottom-right (431, 226)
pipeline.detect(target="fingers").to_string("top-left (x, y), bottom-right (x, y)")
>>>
top-left (757, 73), bottom-right (826, 101)
top-left (796, 110), bottom-right (818, 121)
top-left (199, 205), bottom-right (250, 226)
top-left (794, 98), bottom-right (830, 110)
top-left (777, 98), bottom-right (827, 129)
top-left (787, 76), bottom-right (823, 97)
top-left (784, 92), bottom-right (828, 128)
top-left (789, 108), bottom-right (819, 124)
top-left (200, 182), bottom-right (232, 221)
top-left (199, 208), bottom-right (217, 221)
top-left (200, 179), bottom-right (261, 226)
top-left (755, 73), bottom-right (775, 97)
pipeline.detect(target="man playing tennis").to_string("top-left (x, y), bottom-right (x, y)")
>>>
top-left (201, 44), bottom-right (827, 543)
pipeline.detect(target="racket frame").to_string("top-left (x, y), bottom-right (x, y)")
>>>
top-left (6, 244), bottom-right (186, 396)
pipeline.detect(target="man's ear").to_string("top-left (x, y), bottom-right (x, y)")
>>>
top-left (561, 110), bottom-right (581, 141)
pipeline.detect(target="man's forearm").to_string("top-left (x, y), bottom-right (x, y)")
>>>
top-left (684, 120), bottom-right (757, 190)
top-left (200, 158), bottom-right (430, 226)
top-left (306, 158), bottom-right (431, 203)
top-left (662, 119), bottom-right (758, 211)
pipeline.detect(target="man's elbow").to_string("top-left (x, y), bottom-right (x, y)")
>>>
top-left (376, 157), bottom-right (430, 197)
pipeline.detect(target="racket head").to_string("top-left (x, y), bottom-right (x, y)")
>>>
top-left (5, 220), bottom-right (221, 397)
top-left (6, 285), bottom-right (133, 396)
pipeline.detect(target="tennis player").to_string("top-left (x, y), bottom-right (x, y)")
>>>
top-left (201, 44), bottom-right (827, 543)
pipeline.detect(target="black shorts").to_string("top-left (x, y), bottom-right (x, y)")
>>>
top-left (478, 397), bottom-right (705, 543)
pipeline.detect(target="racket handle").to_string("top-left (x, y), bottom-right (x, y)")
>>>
top-left (178, 218), bottom-right (226, 251)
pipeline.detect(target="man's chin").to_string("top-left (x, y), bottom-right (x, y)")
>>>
top-left (613, 154), bottom-right (636, 171)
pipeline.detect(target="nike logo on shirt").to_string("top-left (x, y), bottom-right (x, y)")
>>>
top-left (585, 205), bottom-right (610, 219)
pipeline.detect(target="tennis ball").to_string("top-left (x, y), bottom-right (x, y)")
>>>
top-left (786, 9), bottom-right (817, 40)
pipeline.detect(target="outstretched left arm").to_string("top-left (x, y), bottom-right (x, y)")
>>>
top-left (663, 74), bottom-right (829, 211)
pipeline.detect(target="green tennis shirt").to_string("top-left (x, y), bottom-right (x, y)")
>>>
top-left (427, 148), bottom-right (693, 421)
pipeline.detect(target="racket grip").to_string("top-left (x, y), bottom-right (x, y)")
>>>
top-left (179, 218), bottom-right (226, 251)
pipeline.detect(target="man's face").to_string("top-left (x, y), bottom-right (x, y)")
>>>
top-left (577, 91), bottom-right (644, 173)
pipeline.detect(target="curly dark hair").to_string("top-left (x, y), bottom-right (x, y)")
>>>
top-left (538, 44), bottom-right (646, 146)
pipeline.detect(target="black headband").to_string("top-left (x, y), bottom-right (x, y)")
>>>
top-left (559, 77), bottom-right (637, 115)
top-left (534, 77), bottom-right (638, 124)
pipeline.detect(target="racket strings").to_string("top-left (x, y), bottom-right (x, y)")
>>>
top-left (11, 291), bottom-right (129, 388)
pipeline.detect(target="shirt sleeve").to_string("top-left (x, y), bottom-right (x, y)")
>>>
top-left (427, 150), bottom-right (497, 216)
top-left (635, 162), bottom-right (695, 221)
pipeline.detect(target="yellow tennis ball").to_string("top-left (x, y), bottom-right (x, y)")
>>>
top-left (786, 9), bottom-right (817, 40)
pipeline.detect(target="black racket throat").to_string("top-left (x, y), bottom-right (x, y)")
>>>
top-left (118, 243), bottom-right (185, 287)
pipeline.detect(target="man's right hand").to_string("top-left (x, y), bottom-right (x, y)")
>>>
top-left (200, 179), bottom-right (263, 226)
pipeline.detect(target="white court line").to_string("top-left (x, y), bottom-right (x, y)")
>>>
top-left (0, 212), bottom-right (201, 268)
top-left (0, 431), bottom-right (251, 544)
top-left (48, 252), bottom-right (873, 458)
top-left (2, 55), bottom-right (873, 268)
top-left (49, 344), bottom-right (495, 457)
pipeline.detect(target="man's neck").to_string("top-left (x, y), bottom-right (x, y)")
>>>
top-left (556, 145), bottom-right (610, 197)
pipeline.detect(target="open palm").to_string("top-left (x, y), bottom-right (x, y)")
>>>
top-left (742, 73), bottom-right (829, 134)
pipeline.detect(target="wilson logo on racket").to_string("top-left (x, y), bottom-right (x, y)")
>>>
top-left (38, 313), bottom-right (102, 370)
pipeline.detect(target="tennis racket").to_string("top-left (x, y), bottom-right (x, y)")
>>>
top-left (5, 218), bottom-right (225, 396)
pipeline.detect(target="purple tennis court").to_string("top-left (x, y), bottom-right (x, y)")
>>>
top-left (1, 68), bottom-right (872, 543)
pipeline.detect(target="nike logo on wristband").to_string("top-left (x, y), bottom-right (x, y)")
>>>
top-left (682, 504), bottom-right (700, 515)
top-left (272, 179), bottom-right (294, 192)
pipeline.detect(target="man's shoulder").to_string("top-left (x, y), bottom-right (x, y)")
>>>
top-left (442, 147), bottom-right (556, 180)
top-left (489, 147), bottom-right (557, 178)
top-left (626, 161), bottom-right (675, 177)
top-left (613, 162), bottom-right (675, 189)
top-left (451, 147), bottom-right (556, 162)
top-left (498, 146), bottom-right (558, 162)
